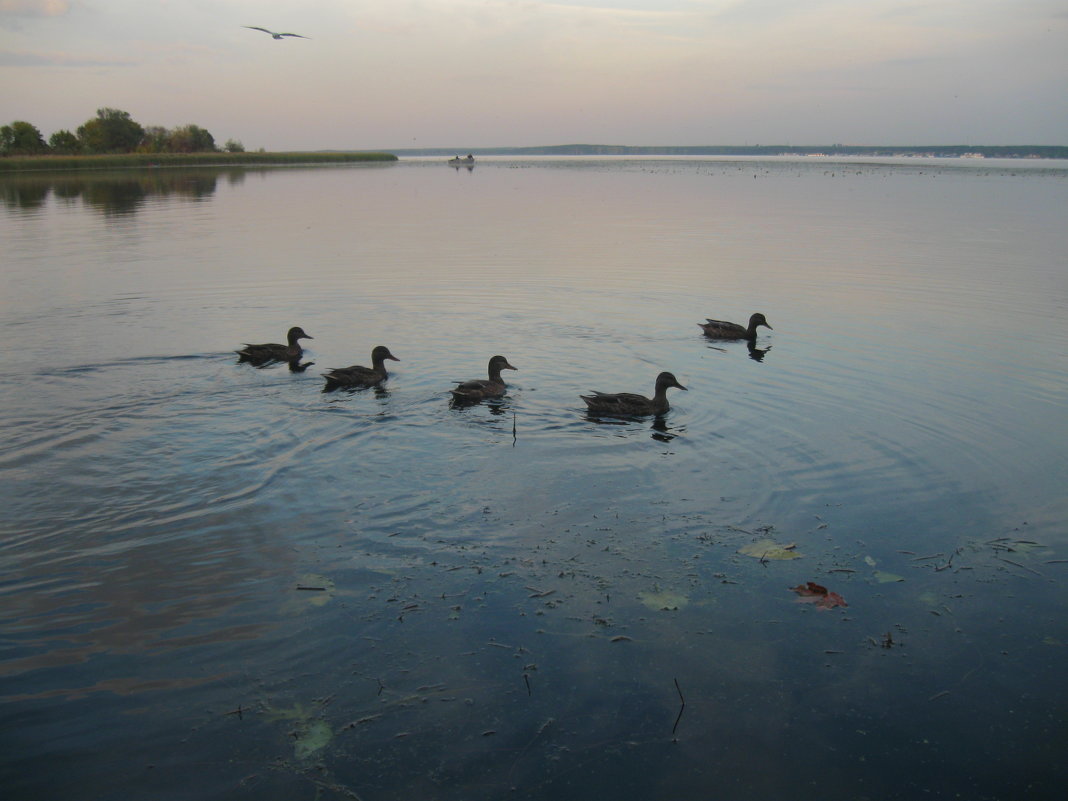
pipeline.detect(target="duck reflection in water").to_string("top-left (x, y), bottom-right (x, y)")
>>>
top-left (747, 341), bottom-right (771, 362)
top-left (583, 407), bottom-right (685, 443)
top-left (286, 358), bottom-right (316, 373)
top-left (650, 415), bottom-right (683, 443)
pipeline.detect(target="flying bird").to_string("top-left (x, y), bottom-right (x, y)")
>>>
top-left (244, 26), bottom-right (309, 40)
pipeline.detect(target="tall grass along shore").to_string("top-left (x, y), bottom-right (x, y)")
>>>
top-left (0, 151), bottom-right (397, 173)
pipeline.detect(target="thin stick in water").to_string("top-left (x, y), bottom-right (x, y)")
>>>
top-left (672, 678), bottom-right (685, 736)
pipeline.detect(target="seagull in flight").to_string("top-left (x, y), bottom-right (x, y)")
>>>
top-left (244, 26), bottom-right (309, 40)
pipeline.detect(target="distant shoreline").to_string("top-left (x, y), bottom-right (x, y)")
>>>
top-left (0, 151), bottom-right (398, 173)
top-left (3, 145), bottom-right (1065, 174)
top-left (393, 143), bottom-right (1068, 160)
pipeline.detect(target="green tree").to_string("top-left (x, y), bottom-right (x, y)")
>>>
top-left (166, 124), bottom-right (216, 153)
top-left (1, 120), bottom-right (49, 155)
top-left (76, 108), bottom-right (145, 153)
top-left (138, 125), bottom-right (169, 153)
top-left (224, 138), bottom-right (245, 153)
top-left (48, 129), bottom-right (81, 154)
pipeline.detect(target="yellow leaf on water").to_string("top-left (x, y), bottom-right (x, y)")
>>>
top-left (874, 571), bottom-right (905, 583)
top-left (263, 702), bottom-right (334, 760)
top-left (638, 590), bottom-right (689, 611)
top-left (294, 720), bottom-right (333, 760)
top-left (738, 539), bottom-right (802, 560)
top-left (281, 574), bottom-right (336, 614)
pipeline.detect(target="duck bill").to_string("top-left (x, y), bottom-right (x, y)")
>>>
top-left (675, 382), bottom-right (688, 391)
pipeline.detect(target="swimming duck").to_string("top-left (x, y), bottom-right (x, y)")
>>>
top-left (236, 326), bottom-right (313, 364)
top-left (321, 345), bottom-right (399, 390)
top-left (450, 355), bottom-right (517, 402)
top-left (698, 312), bottom-right (772, 340)
top-left (581, 371), bottom-right (687, 417)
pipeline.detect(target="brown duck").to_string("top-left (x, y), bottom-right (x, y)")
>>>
top-left (236, 326), bottom-right (313, 364)
top-left (322, 345), bottom-right (399, 390)
top-left (581, 371), bottom-right (687, 417)
top-left (450, 355), bottom-right (517, 402)
top-left (698, 312), bottom-right (772, 340)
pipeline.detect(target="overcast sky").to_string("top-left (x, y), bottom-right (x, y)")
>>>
top-left (2, 0), bottom-right (1065, 151)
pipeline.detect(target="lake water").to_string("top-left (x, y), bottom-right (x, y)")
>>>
top-left (2, 156), bottom-right (1066, 800)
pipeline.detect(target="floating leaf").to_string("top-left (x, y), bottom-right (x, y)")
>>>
top-left (297, 574), bottom-right (335, 606)
top-left (638, 590), bottom-right (689, 611)
top-left (738, 539), bottom-right (802, 560)
top-left (263, 703), bottom-right (333, 760)
top-left (864, 556), bottom-right (877, 567)
top-left (790, 581), bottom-right (848, 610)
top-left (874, 571), bottom-right (904, 584)
top-left (281, 574), bottom-right (336, 614)
top-left (294, 720), bottom-right (333, 760)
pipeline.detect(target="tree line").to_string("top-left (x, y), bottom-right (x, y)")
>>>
top-left (0, 108), bottom-right (246, 157)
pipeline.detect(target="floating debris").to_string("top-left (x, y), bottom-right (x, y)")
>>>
top-left (738, 539), bottom-right (802, 561)
top-left (790, 582), bottom-right (848, 610)
top-left (638, 589), bottom-right (689, 611)
top-left (874, 571), bottom-right (905, 584)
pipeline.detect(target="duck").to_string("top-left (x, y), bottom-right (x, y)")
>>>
top-left (450, 355), bottom-right (517, 402)
top-left (581, 371), bottom-right (687, 417)
top-left (321, 345), bottom-right (399, 390)
top-left (236, 326), bottom-right (313, 364)
top-left (698, 312), bottom-right (772, 340)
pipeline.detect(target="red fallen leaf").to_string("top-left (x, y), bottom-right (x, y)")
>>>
top-left (790, 582), bottom-right (848, 610)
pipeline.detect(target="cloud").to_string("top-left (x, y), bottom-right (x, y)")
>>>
top-left (0, 49), bottom-right (132, 67)
top-left (0, 0), bottom-right (72, 16)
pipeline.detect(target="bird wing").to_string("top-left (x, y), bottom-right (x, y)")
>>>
top-left (454, 379), bottom-right (489, 391)
top-left (582, 392), bottom-right (644, 408)
top-left (280, 33), bottom-right (309, 38)
top-left (244, 26), bottom-right (272, 33)
top-left (326, 364), bottom-right (374, 377)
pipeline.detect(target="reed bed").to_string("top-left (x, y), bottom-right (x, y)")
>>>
top-left (0, 151), bottom-right (397, 172)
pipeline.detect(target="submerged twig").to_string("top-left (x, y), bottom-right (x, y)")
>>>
top-left (672, 678), bottom-right (686, 737)
top-left (997, 557), bottom-right (1043, 577)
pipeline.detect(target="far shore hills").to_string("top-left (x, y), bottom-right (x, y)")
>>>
top-left (1, 143), bottom-right (1065, 172)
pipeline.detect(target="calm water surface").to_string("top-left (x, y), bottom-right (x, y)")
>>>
top-left (2, 157), bottom-right (1067, 800)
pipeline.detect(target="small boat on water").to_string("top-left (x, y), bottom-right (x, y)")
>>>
top-left (448, 154), bottom-right (475, 167)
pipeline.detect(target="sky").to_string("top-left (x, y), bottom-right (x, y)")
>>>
top-left (1, 0), bottom-right (1066, 151)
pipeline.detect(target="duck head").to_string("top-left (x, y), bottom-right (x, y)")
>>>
top-left (371, 345), bottom-right (400, 363)
top-left (656, 372), bottom-right (687, 392)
